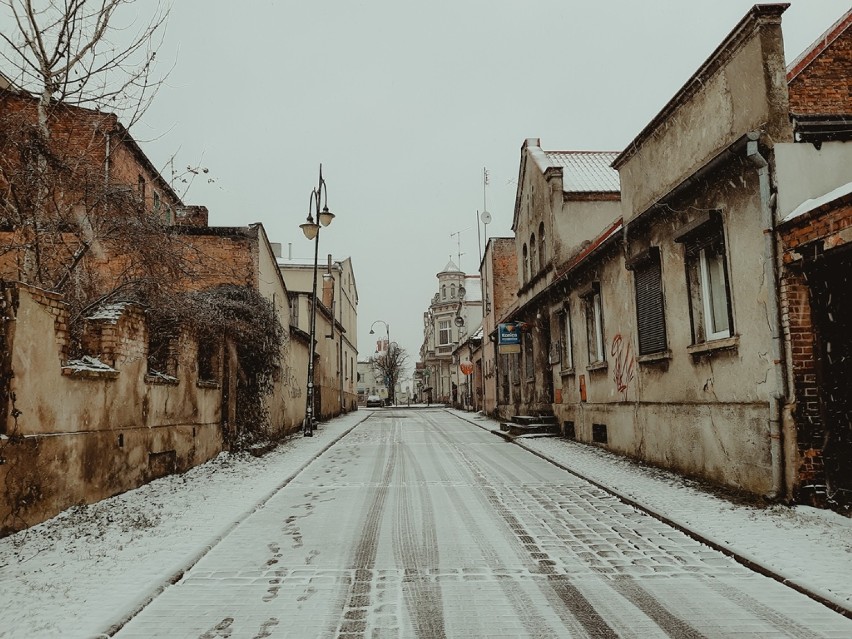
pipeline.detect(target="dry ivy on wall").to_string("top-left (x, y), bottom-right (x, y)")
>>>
top-left (147, 284), bottom-right (286, 450)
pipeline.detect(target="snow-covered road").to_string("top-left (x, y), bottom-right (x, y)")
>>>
top-left (111, 410), bottom-right (852, 638)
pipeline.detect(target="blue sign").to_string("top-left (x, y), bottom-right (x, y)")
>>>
top-left (498, 323), bottom-right (521, 346)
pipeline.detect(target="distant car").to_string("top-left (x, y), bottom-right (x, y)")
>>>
top-left (366, 395), bottom-right (383, 408)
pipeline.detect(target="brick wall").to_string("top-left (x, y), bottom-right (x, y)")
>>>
top-left (780, 199), bottom-right (852, 504)
top-left (787, 16), bottom-right (852, 115)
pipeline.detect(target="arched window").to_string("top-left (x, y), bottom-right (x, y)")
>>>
top-left (451, 284), bottom-right (456, 298)
top-left (442, 285), bottom-right (446, 300)
top-left (522, 244), bottom-right (529, 283)
top-left (530, 233), bottom-right (537, 276)
top-left (539, 222), bottom-right (546, 271)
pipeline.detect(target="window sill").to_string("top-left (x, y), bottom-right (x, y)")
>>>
top-left (560, 368), bottom-right (575, 377)
top-left (637, 350), bottom-right (672, 364)
top-left (687, 335), bottom-right (739, 357)
top-left (586, 361), bottom-right (608, 372)
top-left (145, 373), bottom-right (179, 385)
top-left (197, 380), bottom-right (220, 389)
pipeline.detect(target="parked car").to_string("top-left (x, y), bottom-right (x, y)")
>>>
top-left (366, 395), bottom-right (383, 408)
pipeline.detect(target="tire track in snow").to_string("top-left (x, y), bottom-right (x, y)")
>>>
top-left (393, 443), bottom-right (446, 638)
top-left (424, 412), bottom-right (607, 636)
top-left (329, 420), bottom-right (399, 637)
top-left (420, 414), bottom-right (564, 637)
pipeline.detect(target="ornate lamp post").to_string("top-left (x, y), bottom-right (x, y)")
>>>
top-left (300, 165), bottom-right (335, 437)
top-left (369, 320), bottom-right (391, 404)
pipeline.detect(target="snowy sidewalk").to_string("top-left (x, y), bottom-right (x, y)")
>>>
top-left (449, 408), bottom-right (852, 619)
top-left (0, 411), bottom-right (372, 639)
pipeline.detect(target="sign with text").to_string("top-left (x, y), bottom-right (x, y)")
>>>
top-left (498, 322), bottom-right (521, 354)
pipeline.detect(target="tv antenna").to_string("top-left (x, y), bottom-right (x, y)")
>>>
top-left (450, 227), bottom-right (470, 269)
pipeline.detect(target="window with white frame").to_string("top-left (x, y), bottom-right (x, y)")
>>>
top-left (560, 305), bottom-right (573, 370)
top-left (438, 319), bottom-right (452, 345)
top-left (583, 284), bottom-right (605, 364)
top-left (675, 211), bottom-right (732, 344)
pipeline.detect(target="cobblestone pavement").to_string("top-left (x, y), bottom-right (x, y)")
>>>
top-left (114, 410), bottom-right (852, 638)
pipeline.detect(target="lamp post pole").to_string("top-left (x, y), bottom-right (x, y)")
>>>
top-left (300, 164), bottom-right (335, 437)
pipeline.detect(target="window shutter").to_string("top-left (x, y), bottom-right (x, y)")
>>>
top-left (635, 258), bottom-right (667, 355)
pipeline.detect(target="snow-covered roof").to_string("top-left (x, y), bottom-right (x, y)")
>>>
top-left (440, 259), bottom-right (461, 273)
top-left (781, 181), bottom-right (852, 224)
top-left (543, 151), bottom-right (621, 193)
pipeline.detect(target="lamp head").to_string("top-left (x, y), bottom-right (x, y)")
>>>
top-left (300, 214), bottom-right (319, 240)
top-left (319, 206), bottom-right (335, 227)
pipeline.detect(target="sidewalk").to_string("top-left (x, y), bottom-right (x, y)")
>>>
top-left (0, 411), bottom-right (371, 639)
top-left (448, 408), bottom-right (852, 619)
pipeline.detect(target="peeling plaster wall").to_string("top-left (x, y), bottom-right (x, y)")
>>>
top-left (0, 284), bottom-right (223, 535)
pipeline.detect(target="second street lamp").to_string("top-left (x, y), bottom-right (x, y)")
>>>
top-left (369, 320), bottom-right (391, 405)
top-left (300, 164), bottom-right (335, 437)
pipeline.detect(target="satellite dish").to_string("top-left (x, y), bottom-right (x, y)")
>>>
top-left (480, 210), bottom-right (492, 224)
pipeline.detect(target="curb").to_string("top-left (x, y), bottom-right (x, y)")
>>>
top-left (99, 413), bottom-right (373, 637)
top-left (449, 409), bottom-right (852, 621)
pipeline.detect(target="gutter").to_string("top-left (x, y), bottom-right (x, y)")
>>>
top-left (746, 131), bottom-right (788, 500)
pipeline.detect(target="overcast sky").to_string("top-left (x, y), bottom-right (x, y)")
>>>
top-left (95, 1), bottom-right (852, 377)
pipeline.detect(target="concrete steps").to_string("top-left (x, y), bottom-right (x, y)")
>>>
top-left (499, 414), bottom-right (559, 437)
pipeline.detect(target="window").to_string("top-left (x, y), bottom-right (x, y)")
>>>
top-left (675, 211), bottom-right (732, 343)
top-left (560, 306), bottom-right (574, 370)
top-left (197, 334), bottom-right (220, 383)
top-left (583, 283), bottom-right (605, 364)
top-left (529, 234), bottom-right (537, 276)
top-left (450, 284), bottom-right (456, 299)
top-left (627, 247), bottom-right (667, 355)
top-left (137, 175), bottom-right (146, 208)
top-left (524, 331), bottom-right (534, 379)
top-left (522, 244), bottom-right (529, 283)
top-left (539, 222), bottom-right (546, 271)
top-left (442, 285), bottom-right (447, 300)
top-left (153, 190), bottom-right (161, 212)
top-left (147, 323), bottom-right (177, 379)
top-left (438, 319), bottom-right (451, 345)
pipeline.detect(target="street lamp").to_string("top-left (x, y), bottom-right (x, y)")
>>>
top-left (369, 319), bottom-right (391, 405)
top-left (300, 164), bottom-right (334, 437)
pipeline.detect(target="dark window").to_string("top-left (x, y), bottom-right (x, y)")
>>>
top-left (147, 322), bottom-right (178, 378)
top-left (538, 222), bottom-right (546, 271)
top-left (592, 423), bottom-right (608, 443)
top-left (628, 247), bottom-right (667, 355)
top-left (197, 335), bottom-right (220, 383)
top-left (564, 421), bottom-right (575, 439)
top-left (524, 331), bottom-right (534, 379)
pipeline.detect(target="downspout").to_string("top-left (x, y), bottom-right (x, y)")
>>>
top-left (746, 131), bottom-right (787, 500)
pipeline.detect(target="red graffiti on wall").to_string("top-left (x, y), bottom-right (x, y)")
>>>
top-left (611, 333), bottom-right (635, 399)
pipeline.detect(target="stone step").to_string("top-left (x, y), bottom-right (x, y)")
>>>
top-left (505, 422), bottom-right (559, 437)
top-left (512, 414), bottom-right (557, 426)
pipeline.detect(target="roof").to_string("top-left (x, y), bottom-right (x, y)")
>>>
top-left (787, 7), bottom-right (852, 82)
top-left (543, 151), bottom-right (621, 193)
top-left (440, 259), bottom-right (461, 273)
top-left (781, 181), bottom-right (852, 224)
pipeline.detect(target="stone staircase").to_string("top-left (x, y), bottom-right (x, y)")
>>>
top-left (499, 413), bottom-right (559, 437)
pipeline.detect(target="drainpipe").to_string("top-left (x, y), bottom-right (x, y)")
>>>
top-left (746, 131), bottom-right (787, 500)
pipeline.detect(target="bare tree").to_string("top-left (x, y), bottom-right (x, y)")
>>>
top-left (0, 0), bottom-right (170, 134)
top-left (369, 343), bottom-right (409, 405)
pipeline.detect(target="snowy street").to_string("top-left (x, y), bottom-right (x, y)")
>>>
top-left (2, 408), bottom-right (852, 638)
